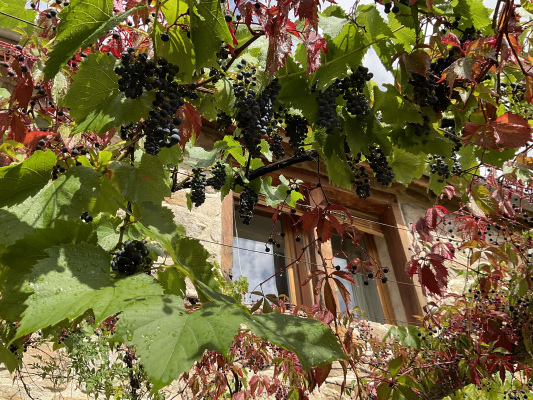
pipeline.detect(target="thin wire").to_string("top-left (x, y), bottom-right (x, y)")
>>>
top-left (189, 235), bottom-right (424, 289)
top-left (0, 11), bottom-right (43, 29)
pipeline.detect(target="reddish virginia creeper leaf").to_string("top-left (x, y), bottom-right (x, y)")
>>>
top-left (314, 363), bottom-right (332, 387)
top-left (323, 279), bottom-right (337, 315)
top-left (176, 102), bottom-right (202, 145)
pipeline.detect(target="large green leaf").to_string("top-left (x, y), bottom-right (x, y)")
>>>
top-left (108, 154), bottom-right (171, 205)
top-left (156, 24), bottom-right (196, 82)
top-left (14, 243), bottom-right (163, 340)
top-left (136, 202), bottom-right (186, 254)
top-left (0, 0), bottom-right (35, 29)
top-left (113, 295), bottom-right (248, 391)
top-left (173, 237), bottom-right (222, 301)
top-left (43, 0), bottom-right (144, 80)
top-left (0, 150), bottom-right (56, 206)
top-left (0, 221), bottom-right (96, 322)
top-left (452, 0), bottom-right (491, 33)
top-left (355, 5), bottom-right (398, 70)
top-left (390, 149), bottom-right (425, 186)
top-left (187, 0), bottom-right (234, 69)
top-left (0, 166), bottom-right (101, 247)
top-left (249, 313), bottom-right (346, 369)
top-left (312, 22), bottom-right (368, 91)
top-left (61, 53), bottom-right (154, 134)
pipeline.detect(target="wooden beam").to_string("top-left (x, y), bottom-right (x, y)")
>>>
top-left (379, 200), bottom-right (425, 323)
top-left (220, 191), bottom-right (234, 281)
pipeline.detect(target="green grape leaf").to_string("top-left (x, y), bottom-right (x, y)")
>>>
top-left (156, 24), bottom-right (196, 82)
top-left (0, 220), bottom-right (96, 322)
top-left (0, 167), bottom-right (101, 247)
top-left (471, 185), bottom-right (498, 215)
top-left (249, 313), bottom-right (347, 369)
top-left (173, 237), bottom-right (222, 301)
top-left (0, 150), bottom-right (56, 206)
top-left (94, 213), bottom-right (123, 251)
top-left (157, 267), bottom-right (187, 296)
top-left (108, 154), bottom-right (171, 205)
top-left (277, 77), bottom-right (318, 123)
top-left (390, 149), bottom-right (425, 186)
top-left (452, 0), bottom-right (491, 33)
top-left (260, 176), bottom-right (303, 207)
top-left (0, 0), bottom-right (36, 29)
top-left (14, 243), bottom-right (163, 340)
top-left (0, 342), bottom-right (19, 372)
top-left (344, 112), bottom-right (391, 155)
top-left (355, 5), bottom-right (398, 69)
top-left (136, 202), bottom-right (186, 254)
top-left (312, 23), bottom-right (368, 91)
top-left (43, 1), bottom-right (144, 80)
top-left (114, 295), bottom-right (248, 391)
top-left (373, 84), bottom-right (423, 125)
top-left (318, 8), bottom-right (349, 38)
top-left (187, 0), bottom-right (234, 69)
top-left (61, 53), bottom-right (154, 134)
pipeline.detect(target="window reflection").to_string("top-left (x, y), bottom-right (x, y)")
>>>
top-left (331, 234), bottom-right (385, 323)
top-left (233, 212), bottom-right (289, 303)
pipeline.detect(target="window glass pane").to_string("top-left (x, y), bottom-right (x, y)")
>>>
top-left (232, 212), bottom-right (288, 303)
top-left (331, 234), bottom-right (385, 323)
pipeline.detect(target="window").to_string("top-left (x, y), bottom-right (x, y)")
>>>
top-left (331, 233), bottom-right (385, 322)
top-left (220, 176), bottom-right (425, 326)
top-left (232, 212), bottom-right (289, 302)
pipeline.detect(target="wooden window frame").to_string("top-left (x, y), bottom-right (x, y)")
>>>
top-left (221, 173), bottom-right (426, 324)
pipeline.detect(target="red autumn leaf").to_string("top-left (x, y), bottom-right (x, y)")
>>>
top-left (314, 363), bottom-right (332, 387)
top-left (10, 77), bottom-right (33, 110)
top-left (323, 279), bottom-right (337, 315)
top-left (441, 32), bottom-right (462, 49)
top-left (333, 277), bottom-right (351, 309)
top-left (292, 0), bottom-right (320, 28)
top-left (425, 205), bottom-right (449, 229)
top-left (24, 130), bottom-right (58, 147)
top-left (302, 27), bottom-right (328, 75)
top-left (324, 204), bottom-right (353, 223)
top-left (316, 217), bottom-right (333, 242)
top-left (176, 102), bottom-right (202, 145)
top-left (419, 264), bottom-right (445, 296)
top-left (326, 213), bottom-right (343, 236)
top-left (266, 18), bottom-right (293, 76)
top-left (407, 259), bottom-right (419, 277)
top-left (430, 242), bottom-right (455, 260)
top-left (411, 217), bottom-right (433, 242)
top-left (299, 208), bottom-right (319, 231)
top-left (462, 113), bottom-right (532, 150)
top-left (331, 270), bottom-right (356, 285)
top-left (427, 253), bottom-right (448, 290)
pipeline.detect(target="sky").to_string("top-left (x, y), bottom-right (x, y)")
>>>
top-left (332, 0), bottom-right (499, 86)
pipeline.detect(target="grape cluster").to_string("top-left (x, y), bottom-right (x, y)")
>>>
top-left (238, 186), bottom-right (259, 225)
top-left (80, 211), bottom-right (93, 223)
top-left (428, 155), bottom-right (451, 182)
top-left (120, 123), bottom-right (136, 141)
top-left (268, 132), bottom-right (285, 159)
top-left (317, 85), bottom-right (343, 135)
top-left (383, 0), bottom-right (400, 13)
top-left (366, 146), bottom-right (394, 186)
top-left (441, 118), bottom-right (462, 153)
top-left (411, 114), bottom-right (431, 137)
top-left (115, 55), bottom-right (191, 155)
top-left (348, 153), bottom-right (371, 199)
top-left (211, 161), bottom-right (227, 190)
top-left (111, 240), bottom-right (152, 275)
top-left (190, 168), bottom-right (207, 207)
top-left (114, 51), bottom-right (163, 99)
top-left (233, 60), bottom-right (280, 157)
top-left (317, 66), bottom-right (373, 134)
top-left (214, 111), bottom-right (232, 132)
top-left (341, 66), bottom-right (373, 118)
top-left (284, 113), bottom-right (308, 153)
